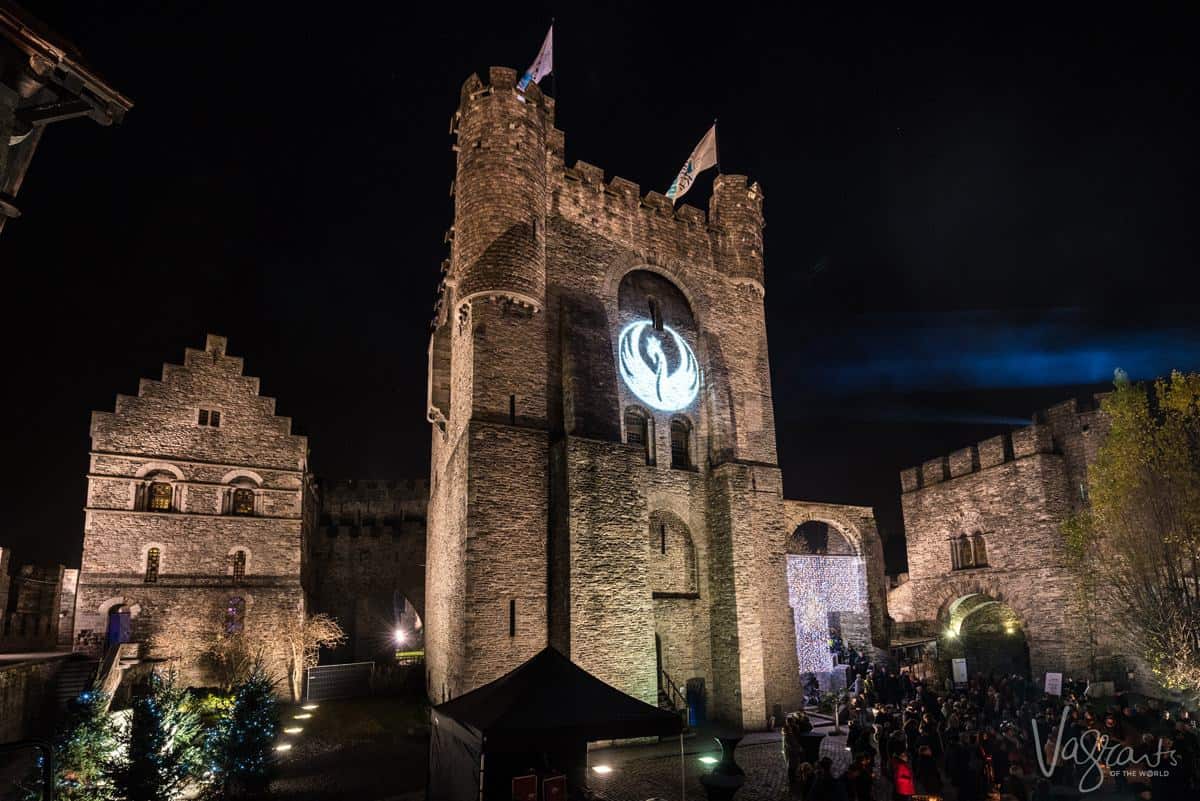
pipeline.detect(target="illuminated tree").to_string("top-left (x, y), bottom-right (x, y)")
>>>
top-left (1064, 370), bottom-right (1200, 700)
top-left (15, 690), bottom-right (118, 801)
top-left (110, 670), bottom-right (205, 801)
top-left (282, 613), bottom-right (347, 702)
top-left (204, 663), bottom-right (280, 798)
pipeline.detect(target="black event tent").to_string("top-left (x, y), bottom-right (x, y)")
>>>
top-left (427, 647), bottom-right (683, 801)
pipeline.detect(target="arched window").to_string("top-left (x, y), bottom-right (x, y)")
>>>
top-left (972, 532), bottom-right (988, 567)
top-left (144, 547), bottom-right (160, 583)
top-left (147, 482), bottom-right (173, 512)
top-left (232, 488), bottom-right (255, 517)
top-left (225, 597), bottom-right (245, 635)
top-left (624, 407), bottom-right (653, 464)
top-left (231, 550), bottom-right (246, 583)
top-left (670, 419), bottom-right (691, 470)
top-left (957, 534), bottom-right (975, 569)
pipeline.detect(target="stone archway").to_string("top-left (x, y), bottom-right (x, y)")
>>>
top-left (941, 593), bottom-right (1031, 679)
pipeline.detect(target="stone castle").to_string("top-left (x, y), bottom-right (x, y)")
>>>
top-left (888, 395), bottom-right (1139, 687)
top-left (9, 61), bottom-right (1141, 727)
top-left (423, 67), bottom-right (888, 730)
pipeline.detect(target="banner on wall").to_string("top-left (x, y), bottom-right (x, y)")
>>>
top-left (951, 658), bottom-right (968, 684)
top-left (1044, 672), bottom-right (1063, 696)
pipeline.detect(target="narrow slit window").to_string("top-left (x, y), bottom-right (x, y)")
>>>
top-left (231, 550), bottom-right (246, 583)
top-left (509, 599), bottom-right (516, 637)
top-left (144, 547), bottom-right (160, 584)
top-left (509, 394), bottom-right (516, 425)
top-left (660, 524), bottom-right (666, 554)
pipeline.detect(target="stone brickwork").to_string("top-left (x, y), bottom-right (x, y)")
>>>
top-left (4, 564), bottom-right (64, 650)
top-left (57, 569), bottom-right (78, 649)
top-left (308, 478), bottom-right (427, 662)
top-left (891, 397), bottom-right (1114, 680)
top-left (426, 67), bottom-right (887, 729)
top-left (76, 335), bottom-right (310, 689)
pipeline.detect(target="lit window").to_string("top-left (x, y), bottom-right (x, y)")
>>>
top-left (145, 547), bottom-right (160, 583)
top-left (225, 597), bottom-right (245, 635)
top-left (148, 482), bottom-right (173, 512)
top-left (670, 419), bottom-right (690, 470)
top-left (232, 488), bottom-right (255, 517)
top-left (231, 551), bottom-right (246, 583)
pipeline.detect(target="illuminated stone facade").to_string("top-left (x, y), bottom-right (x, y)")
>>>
top-left (75, 335), bottom-right (311, 687)
top-left (889, 397), bottom-right (1129, 682)
top-left (425, 67), bottom-right (889, 729)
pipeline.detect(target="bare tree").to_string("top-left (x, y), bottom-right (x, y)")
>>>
top-left (282, 613), bottom-right (347, 702)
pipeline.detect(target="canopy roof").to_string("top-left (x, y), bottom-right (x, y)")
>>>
top-left (433, 646), bottom-right (682, 749)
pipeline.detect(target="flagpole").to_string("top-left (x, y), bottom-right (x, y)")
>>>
top-left (713, 117), bottom-right (721, 175)
top-left (549, 17), bottom-right (556, 105)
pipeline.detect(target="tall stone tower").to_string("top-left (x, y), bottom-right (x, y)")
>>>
top-left (426, 67), bottom-right (872, 730)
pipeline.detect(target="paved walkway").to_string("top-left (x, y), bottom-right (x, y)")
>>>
top-left (585, 720), bottom-right (857, 801)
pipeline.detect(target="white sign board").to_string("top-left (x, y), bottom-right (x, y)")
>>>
top-left (951, 658), bottom-right (968, 684)
top-left (1045, 672), bottom-right (1063, 696)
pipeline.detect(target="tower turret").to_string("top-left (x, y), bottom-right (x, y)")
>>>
top-left (709, 174), bottom-right (765, 292)
top-left (450, 67), bottom-right (550, 312)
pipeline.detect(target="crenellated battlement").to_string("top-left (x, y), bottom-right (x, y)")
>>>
top-left (899, 393), bottom-right (1111, 493)
top-left (443, 66), bottom-right (767, 319)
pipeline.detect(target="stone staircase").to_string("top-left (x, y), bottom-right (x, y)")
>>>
top-left (54, 655), bottom-right (99, 708)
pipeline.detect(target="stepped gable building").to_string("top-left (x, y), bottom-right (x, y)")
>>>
top-left (75, 335), bottom-right (312, 687)
top-left (888, 396), bottom-right (1125, 682)
top-left (309, 478), bottom-right (428, 662)
top-left (425, 67), bottom-right (889, 729)
top-left (1, 1), bottom-right (132, 235)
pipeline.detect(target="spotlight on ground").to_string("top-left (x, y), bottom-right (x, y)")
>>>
top-left (302, 704), bottom-right (319, 710)
top-left (294, 713), bottom-right (312, 720)
top-left (275, 743), bottom-right (293, 752)
top-left (699, 755), bottom-right (719, 765)
top-left (591, 765), bottom-right (613, 775)
top-left (284, 727), bottom-right (303, 734)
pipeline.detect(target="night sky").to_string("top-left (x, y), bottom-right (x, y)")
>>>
top-left (4, 3), bottom-right (1198, 572)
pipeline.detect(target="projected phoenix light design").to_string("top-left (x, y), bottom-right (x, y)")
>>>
top-left (618, 320), bottom-right (700, 412)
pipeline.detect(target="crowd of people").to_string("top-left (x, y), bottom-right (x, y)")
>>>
top-left (783, 662), bottom-right (1200, 801)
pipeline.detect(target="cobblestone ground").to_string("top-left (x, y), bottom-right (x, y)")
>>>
top-left (585, 725), bottom-right (869, 801)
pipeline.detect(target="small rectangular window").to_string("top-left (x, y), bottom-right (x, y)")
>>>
top-left (509, 599), bottom-right (516, 637)
top-left (211, 410), bottom-right (221, 427)
top-left (198, 408), bottom-right (221, 428)
top-left (198, 409), bottom-right (209, 426)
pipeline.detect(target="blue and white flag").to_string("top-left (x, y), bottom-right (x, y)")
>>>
top-left (517, 25), bottom-right (553, 91)
top-left (666, 124), bottom-right (718, 203)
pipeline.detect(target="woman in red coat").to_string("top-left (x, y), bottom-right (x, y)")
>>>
top-left (891, 750), bottom-right (915, 801)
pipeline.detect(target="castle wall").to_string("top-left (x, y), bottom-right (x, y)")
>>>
top-left (2, 564), bottom-right (64, 650)
top-left (426, 66), bottom-right (887, 730)
top-left (76, 335), bottom-right (308, 690)
top-left (894, 409), bottom-right (1105, 679)
top-left (308, 479), bottom-right (427, 663)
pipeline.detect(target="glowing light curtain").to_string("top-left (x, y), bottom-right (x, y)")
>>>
top-left (786, 554), bottom-right (868, 675)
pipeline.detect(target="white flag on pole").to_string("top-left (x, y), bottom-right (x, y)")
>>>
top-left (666, 124), bottom-right (718, 203)
top-left (517, 25), bottom-right (553, 91)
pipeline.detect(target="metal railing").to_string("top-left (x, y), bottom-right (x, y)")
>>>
top-left (305, 661), bottom-right (374, 701)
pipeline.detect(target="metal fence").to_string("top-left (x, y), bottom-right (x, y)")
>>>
top-left (305, 661), bottom-right (375, 701)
